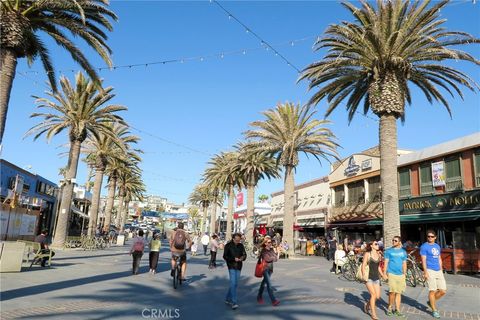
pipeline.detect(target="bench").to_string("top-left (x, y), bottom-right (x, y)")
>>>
top-left (17, 240), bottom-right (53, 268)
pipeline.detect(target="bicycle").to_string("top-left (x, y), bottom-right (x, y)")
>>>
top-left (243, 240), bottom-right (260, 259)
top-left (172, 254), bottom-right (184, 289)
top-left (340, 254), bottom-right (361, 281)
top-left (406, 249), bottom-right (426, 287)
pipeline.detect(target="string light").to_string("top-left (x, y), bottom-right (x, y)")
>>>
top-left (211, 0), bottom-right (302, 73)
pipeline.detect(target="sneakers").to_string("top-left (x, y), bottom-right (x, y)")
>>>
top-left (432, 311), bottom-right (441, 319)
top-left (272, 300), bottom-right (281, 306)
top-left (386, 309), bottom-right (394, 316)
top-left (231, 304), bottom-right (239, 310)
top-left (257, 297), bottom-right (264, 304)
top-left (224, 300), bottom-right (233, 306)
top-left (393, 310), bottom-right (405, 318)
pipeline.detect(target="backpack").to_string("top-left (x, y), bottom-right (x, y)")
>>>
top-left (173, 230), bottom-right (186, 250)
top-left (133, 239), bottom-right (144, 252)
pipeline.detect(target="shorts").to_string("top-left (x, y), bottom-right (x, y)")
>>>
top-left (388, 274), bottom-right (406, 293)
top-left (367, 279), bottom-right (380, 285)
top-left (426, 269), bottom-right (447, 291)
top-left (171, 251), bottom-right (187, 263)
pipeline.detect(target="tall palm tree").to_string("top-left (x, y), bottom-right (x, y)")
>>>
top-left (0, 0), bottom-right (118, 145)
top-left (83, 123), bottom-right (139, 237)
top-left (104, 151), bottom-right (141, 233)
top-left (118, 170), bottom-right (145, 232)
top-left (245, 103), bottom-right (338, 254)
top-left (234, 143), bottom-right (280, 244)
top-left (299, 0), bottom-right (479, 245)
top-left (203, 151), bottom-right (244, 240)
top-left (188, 206), bottom-right (201, 232)
top-left (189, 184), bottom-right (211, 234)
top-left (26, 72), bottom-right (125, 247)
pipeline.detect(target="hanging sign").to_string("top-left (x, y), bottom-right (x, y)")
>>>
top-left (432, 161), bottom-right (446, 187)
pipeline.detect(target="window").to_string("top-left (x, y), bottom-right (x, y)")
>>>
top-left (334, 186), bottom-right (345, 207)
top-left (368, 176), bottom-right (381, 202)
top-left (398, 168), bottom-right (411, 198)
top-left (348, 180), bottom-right (365, 205)
top-left (420, 163), bottom-right (434, 195)
top-left (475, 150), bottom-right (480, 187)
top-left (445, 156), bottom-right (462, 191)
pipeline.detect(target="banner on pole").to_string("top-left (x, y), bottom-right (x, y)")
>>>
top-left (432, 161), bottom-right (446, 187)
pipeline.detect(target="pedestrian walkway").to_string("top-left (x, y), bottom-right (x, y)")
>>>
top-left (1, 245), bottom-right (479, 319)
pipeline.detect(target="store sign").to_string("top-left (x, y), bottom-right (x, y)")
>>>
top-left (400, 190), bottom-right (480, 214)
top-left (432, 161), bottom-right (446, 187)
top-left (361, 158), bottom-right (372, 171)
top-left (344, 156), bottom-right (360, 177)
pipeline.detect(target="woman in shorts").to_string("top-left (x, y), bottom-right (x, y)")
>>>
top-left (361, 240), bottom-right (386, 320)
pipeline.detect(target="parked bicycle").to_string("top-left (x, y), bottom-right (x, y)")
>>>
top-left (243, 240), bottom-right (260, 259)
top-left (406, 248), bottom-right (426, 287)
top-left (340, 254), bottom-right (362, 281)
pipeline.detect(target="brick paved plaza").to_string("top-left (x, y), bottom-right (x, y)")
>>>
top-left (1, 243), bottom-right (479, 320)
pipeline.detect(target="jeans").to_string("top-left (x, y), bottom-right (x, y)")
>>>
top-left (258, 269), bottom-right (276, 302)
top-left (149, 251), bottom-right (159, 271)
top-left (225, 269), bottom-right (241, 304)
top-left (203, 245), bottom-right (208, 255)
top-left (209, 251), bottom-right (217, 267)
top-left (132, 251), bottom-right (143, 274)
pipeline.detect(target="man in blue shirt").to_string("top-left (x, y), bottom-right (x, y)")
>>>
top-left (384, 235), bottom-right (407, 317)
top-left (420, 230), bottom-right (446, 319)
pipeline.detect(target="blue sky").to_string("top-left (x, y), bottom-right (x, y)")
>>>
top-left (2, 1), bottom-right (479, 204)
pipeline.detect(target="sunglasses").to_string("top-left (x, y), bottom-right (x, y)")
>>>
top-left (427, 235), bottom-right (436, 238)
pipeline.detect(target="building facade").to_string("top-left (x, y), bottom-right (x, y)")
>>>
top-left (270, 176), bottom-right (330, 236)
top-left (0, 159), bottom-right (58, 236)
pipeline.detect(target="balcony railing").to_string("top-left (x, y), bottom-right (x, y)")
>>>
top-left (446, 177), bottom-right (463, 192)
top-left (420, 182), bottom-right (434, 195)
top-left (399, 186), bottom-right (411, 198)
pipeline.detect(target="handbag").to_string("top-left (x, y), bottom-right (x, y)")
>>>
top-left (255, 258), bottom-right (267, 278)
top-left (356, 261), bottom-right (369, 282)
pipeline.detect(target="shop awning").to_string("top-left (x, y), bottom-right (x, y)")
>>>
top-left (71, 206), bottom-right (89, 219)
top-left (367, 210), bottom-right (480, 226)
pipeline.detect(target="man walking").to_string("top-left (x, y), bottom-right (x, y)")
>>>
top-left (421, 230), bottom-right (447, 319)
top-left (223, 233), bottom-right (247, 310)
top-left (201, 232), bottom-right (210, 256)
top-left (384, 235), bottom-right (407, 317)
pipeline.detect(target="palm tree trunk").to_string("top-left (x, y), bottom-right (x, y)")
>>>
top-left (283, 165), bottom-right (295, 256)
top-left (103, 176), bottom-right (117, 233)
top-left (88, 168), bottom-right (105, 237)
top-left (52, 140), bottom-right (82, 247)
top-left (0, 48), bottom-right (17, 145)
top-left (245, 183), bottom-right (255, 244)
top-left (120, 200), bottom-right (129, 232)
top-left (226, 184), bottom-right (234, 241)
top-left (116, 193), bottom-right (125, 228)
top-left (210, 203), bottom-right (217, 235)
top-left (380, 114), bottom-right (400, 247)
top-left (201, 205), bottom-right (208, 233)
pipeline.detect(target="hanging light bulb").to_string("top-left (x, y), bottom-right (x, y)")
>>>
top-left (245, 29), bottom-right (250, 33)
top-left (220, 53), bottom-right (224, 59)
top-left (242, 50), bottom-right (246, 55)
top-left (200, 57), bottom-right (204, 62)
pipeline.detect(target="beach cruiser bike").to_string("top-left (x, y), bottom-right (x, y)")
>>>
top-left (172, 253), bottom-right (185, 289)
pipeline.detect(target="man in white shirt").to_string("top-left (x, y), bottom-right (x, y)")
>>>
top-left (201, 232), bottom-right (210, 256)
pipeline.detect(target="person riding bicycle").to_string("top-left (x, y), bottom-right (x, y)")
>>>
top-left (170, 222), bottom-right (191, 281)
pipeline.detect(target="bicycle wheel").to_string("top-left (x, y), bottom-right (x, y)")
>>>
top-left (406, 267), bottom-right (417, 287)
top-left (341, 263), bottom-right (355, 281)
top-left (178, 266), bottom-right (183, 286)
top-left (414, 265), bottom-right (426, 287)
top-left (173, 267), bottom-right (178, 289)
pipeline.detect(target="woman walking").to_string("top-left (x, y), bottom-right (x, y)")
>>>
top-left (257, 238), bottom-right (280, 306)
top-left (149, 233), bottom-right (161, 274)
top-left (130, 229), bottom-right (146, 275)
top-left (209, 234), bottom-right (219, 269)
top-left (362, 240), bottom-right (386, 320)
top-left (191, 233), bottom-right (199, 256)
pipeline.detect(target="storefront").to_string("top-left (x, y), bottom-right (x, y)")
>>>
top-left (233, 202), bottom-right (271, 235)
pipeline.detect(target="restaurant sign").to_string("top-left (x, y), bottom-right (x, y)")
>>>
top-left (400, 190), bottom-right (480, 215)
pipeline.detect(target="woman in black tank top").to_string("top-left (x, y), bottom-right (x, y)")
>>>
top-left (361, 240), bottom-right (387, 320)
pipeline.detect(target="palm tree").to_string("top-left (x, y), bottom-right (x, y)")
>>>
top-left (299, 0), bottom-right (479, 245)
top-left (189, 184), bottom-right (211, 234)
top-left (203, 151), bottom-right (244, 240)
top-left (26, 72), bottom-right (126, 247)
top-left (0, 0), bottom-right (118, 145)
top-left (244, 103), bottom-right (338, 254)
top-left (117, 170), bottom-right (145, 232)
top-left (234, 143), bottom-right (280, 244)
top-left (83, 123), bottom-right (139, 237)
top-left (188, 206), bottom-right (201, 232)
top-left (103, 151), bottom-right (141, 233)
